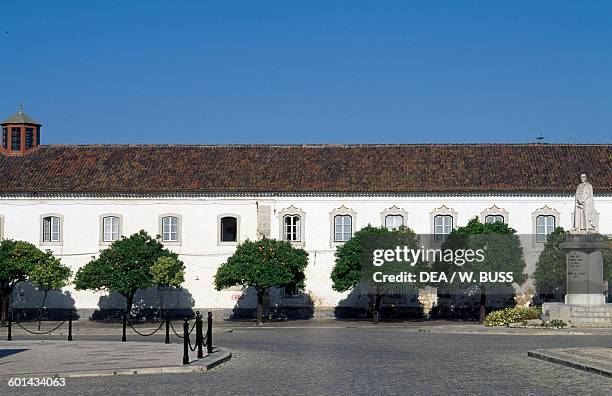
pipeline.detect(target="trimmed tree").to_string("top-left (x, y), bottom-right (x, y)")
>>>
top-left (331, 225), bottom-right (427, 324)
top-left (29, 255), bottom-right (71, 329)
top-left (74, 230), bottom-right (184, 317)
top-left (534, 227), bottom-right (612, 301)
top-left (433, 217), bottom-right (527, 323)
top-left (0, 240), bottom-right (52, 323)
top-left (214, 238), bottom-right (308, 325)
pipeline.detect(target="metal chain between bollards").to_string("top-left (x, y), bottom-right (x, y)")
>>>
top-left (169, 318), bottom-right (196, 338)
top-left (14, 320), bottom-right (66, 335)
top-left (127, 320), bottom-right (165, 337)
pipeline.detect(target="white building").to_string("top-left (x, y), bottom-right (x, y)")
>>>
top-left (1, 109), bottom-right (611, 318)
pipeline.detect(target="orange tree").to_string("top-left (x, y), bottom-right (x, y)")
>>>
top-left (75, 231), bottom-right (184, 317)
top-left (214, 238), bottom-right (308, 325)
top-left (331, 225), bottom-right (427, 324)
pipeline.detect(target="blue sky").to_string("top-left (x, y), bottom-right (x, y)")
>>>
top-left (1, 1), bottom-right (610, 144)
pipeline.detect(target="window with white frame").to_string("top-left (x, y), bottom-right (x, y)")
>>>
top-left (42, 216), bottom-right (61, 242)
top-left (220, 216), bottom-right (238, 242)
top-left (485, 214), bottom-right (504, 224)
top-left (102, 216), bottom-right (120, 242)
top-left (334, 215), bottom-right (352, 242)
top-left (283, 215), bottom-right (301, 242)
top-left (161, 216), bottom-right (179, 242)
top-left (434, 215), bottom-right (453, 243)
top-left (385, 214), bottom-right (404, 230)
top-left (536, 215), bottom-right (555, 243)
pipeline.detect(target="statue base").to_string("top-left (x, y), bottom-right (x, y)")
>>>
top-left (561, 233), bottom-right (605, 306)
top-left (542, 233), bottom-right (610, 325)
top-left (542, 303), bottom-right (612, 325)
top-left (565, 294), bottom-right (606, 305)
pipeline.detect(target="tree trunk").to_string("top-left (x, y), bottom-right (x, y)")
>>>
top-left (256, 290), bottom-right (265, 325)
top-left (479, 285), bottom-right (487, 324)
top-left (126, 292), bottom-right (135, 320)
top-left (372, 293), bottom-right (384, 324)
top-left (38, 290), bottom-right (49, 331)
top-left (0, 289), bottom-right (10, 325)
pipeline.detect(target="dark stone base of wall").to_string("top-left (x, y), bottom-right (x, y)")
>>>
top-left (334, 306), bottom-right (424, 320)
top-left (9, 308), bottom-right (79, 322)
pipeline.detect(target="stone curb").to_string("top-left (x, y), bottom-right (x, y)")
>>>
top-left (228, 325), bottom-right (612, 336)
top-left (0, 348), bottom-right (232, 379)
top-left (527, 350), bottom-right (611, 378)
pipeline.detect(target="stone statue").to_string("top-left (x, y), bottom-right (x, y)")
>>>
top-left (573, 173), bottom-right (597, 232)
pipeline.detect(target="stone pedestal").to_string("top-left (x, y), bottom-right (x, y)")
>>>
top-left (543, 233), bottom-right (611, 325)
top-left (562, 233), bottom-right (605, 305)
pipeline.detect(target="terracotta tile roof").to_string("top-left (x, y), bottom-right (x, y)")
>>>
top-left (0, 144), bottom-right (610, 195)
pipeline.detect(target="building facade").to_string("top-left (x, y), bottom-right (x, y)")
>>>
top-left (1, 109), bottom-right (611, 318)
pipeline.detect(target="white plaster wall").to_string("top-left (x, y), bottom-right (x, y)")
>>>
top-left (0, 195), bottom-right (610, 311)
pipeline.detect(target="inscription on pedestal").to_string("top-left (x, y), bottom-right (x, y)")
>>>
top-left (566, 249), bottom-right (603, 296)
top-left (567, 251), bottom-right (588, 294)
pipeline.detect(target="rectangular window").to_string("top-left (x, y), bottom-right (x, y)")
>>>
top-left (11, 128), bottom-right (21, 151)
top-left (36, 127), bottom-right (41, 145)
top-left (103, 216), bottom-right (120, 242)
top-left (43, 216), bottom-right (61, 242)
top-left (284, 215), bottom-right (301, 242)
top-left (385, 215), bottom-right (404, 230)
top-left (162, 216), bottom-right (179, 242)
top-left (485, 215), bottom-right (504, 224)
top-left (536, 215), bottom-right (555, 243)
top-left (25, 128), bottom-right (34, 149)
top-left (434, 215), bottom-right (453, 243)
top-left (334, 215), bottom-right (352, 242)
top-left (220, 216), bottom-right (238, 242)
top-left (2, 128), bottom-right (7, 149)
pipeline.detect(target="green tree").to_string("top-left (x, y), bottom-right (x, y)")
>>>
top-left (433, 218), bottom-right (527, 323)
top-left (151, 256), bottom-right (185, 287)
top-left (0, 240), bottom-right (50, 323)
top-left (29, 255), bottom-right (71, 329)
top-left (214, 238), bottom-right (308, 325)
top-left (74, 230), bottom-right (183, 316)
top-left (534, 227), bottom-right (612, 301)
top-left (331, 225), bottom-right (427, 324)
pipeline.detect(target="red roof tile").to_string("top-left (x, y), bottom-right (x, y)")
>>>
top-left (0, 144), bottom-right (610, 194)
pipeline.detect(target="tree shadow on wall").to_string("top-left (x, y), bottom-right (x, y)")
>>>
top-left (10, 281), bottom-right (78, 321)
top-left (228, 286), bottom-right (315, 321)
top-left (91, 286), bottom-right (196, 322)
top-left (334, 283), bottom-right (424, 321)
top-left (430, 285), bottom-right (516, 321)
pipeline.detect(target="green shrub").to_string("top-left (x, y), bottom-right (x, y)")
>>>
top-left (544, 319), bottom-right (567, 329)
top-left (483, 306), bottom-right (542, 327)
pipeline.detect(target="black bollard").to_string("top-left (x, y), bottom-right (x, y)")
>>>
top-left (196, 311), bottom-right (203, 358)
top-left (165, 313), bottom-right (170, 344)
top-left (182, 318), bottom-right (189, 365)
top-left (122, 312), bottom-right (127, 342)
top-left (68, 311), bottom-right (73, 341)
top-left (207, 311), bottom-right (213, 354)
top-left (7, 308), bottom-right (12, 341)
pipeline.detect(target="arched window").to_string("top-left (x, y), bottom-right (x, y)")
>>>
top-left (434, 215), bottom-right (453, 243)
top-left (385, 214), bottom-right (404, 230)
top-left (485, 214), bottom-right (504, 224)
top-left (102, 216), bottom-right (120, 242)
top-left (161, 216), bottom-right (179, 242)
top-left (42, 216), bottom-right (61, 242)
top-left (220, 216), bottom-right (238, 242)
top-left (536, 215), bottom-right (555, 243)
top-left (283, 215), bottom-right (301, 242)
top-left (334, 215), bottom-right (352, 242)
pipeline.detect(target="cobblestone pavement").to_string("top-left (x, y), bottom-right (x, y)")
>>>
top-left (3, 328), bottom-right (611, 395)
